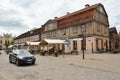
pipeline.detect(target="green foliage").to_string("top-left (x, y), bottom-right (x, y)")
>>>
top-left (10, 40), bottom-right (14, 45)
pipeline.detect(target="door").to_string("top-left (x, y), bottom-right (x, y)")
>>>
top-left (11, 53), bottom-right (17, 63)
top-left (73, 40), bottom-right (77, 50)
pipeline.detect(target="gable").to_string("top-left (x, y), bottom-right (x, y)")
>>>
top-left (94, 4), bottom-right (109, 26)
top-left (44, 20), bottom-right (57, 31)
top-left (96, 5), bottom-right (108, 17)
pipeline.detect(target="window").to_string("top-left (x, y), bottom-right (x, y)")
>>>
top-left (53, 31), bottom-right (57, 37)
top-left (81, 24), bottom-right (86, 32)
top-left (73, 27), bottom-right (77, 34)
top-left (46, 26), bottom-right (49, 31)
top-left (65, 42), bottom-right (70, 50)
top-left (5, 40), bottom-right (9, 45)
top-left (96, 12), bottom-right (99, 19)
top-left (103, 16), bottom-right (107, 24)
top-left (104, 26), bottom-right (107, 34)
top-left (62, 29), bottom-right (66, 36)
top-left (99, 7), bottom-right (104, 13)
top-left (97, 23), bottom-right (100, 32)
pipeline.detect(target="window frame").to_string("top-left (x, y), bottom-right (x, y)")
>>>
top-left (81, 24), bottom-right (86, 32)
top-left (73, 27), bottom-right (78, 34)
top-left (62, 28), bottom-right (66, 36)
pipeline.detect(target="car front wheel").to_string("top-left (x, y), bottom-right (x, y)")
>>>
top-left (9, 56), bottom-right (12, 63)
top-left (16, 59), bottom-right (20, 66)
top-left (9, 58), bottom-right (12, 63)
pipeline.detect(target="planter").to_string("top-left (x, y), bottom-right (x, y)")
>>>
top-left (54, 51), bottom-right (58, 57)
top-left (113, 49), bottom-right (119, 54)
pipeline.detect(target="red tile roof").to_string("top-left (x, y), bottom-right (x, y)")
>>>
top-left (56, 3), bottom-right (101, 21)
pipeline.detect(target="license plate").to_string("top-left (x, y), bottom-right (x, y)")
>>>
top-left (27, 59), bottom-right (32, 61)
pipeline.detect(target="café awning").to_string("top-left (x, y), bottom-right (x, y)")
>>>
top-left (26, 41), bottom-right (40, 45)
top-left (41, 39), bottom-right (65, 45)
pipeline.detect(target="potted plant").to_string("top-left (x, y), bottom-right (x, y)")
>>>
top-left (54, 50), bottom-right (58, 57)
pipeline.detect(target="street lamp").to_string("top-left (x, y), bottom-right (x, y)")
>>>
top-left (82, 34), bottom-right (86, 59)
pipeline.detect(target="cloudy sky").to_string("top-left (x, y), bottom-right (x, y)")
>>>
top-left (0, 0), bottom-right (120, 36)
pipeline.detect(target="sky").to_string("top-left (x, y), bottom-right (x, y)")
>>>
top-left (0, 0), bottom-right (120, 36)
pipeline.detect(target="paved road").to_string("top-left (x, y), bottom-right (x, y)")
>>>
top-left (0, 50), bottom-right (120, 80)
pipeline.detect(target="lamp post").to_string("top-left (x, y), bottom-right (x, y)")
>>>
top-left (82, 34), bottom-right (85, 59)
top-left (92, 42), bottom-right (93, 53)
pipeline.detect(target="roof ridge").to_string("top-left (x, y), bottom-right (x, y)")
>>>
top-left (56, 3), bottom-right (101, 20)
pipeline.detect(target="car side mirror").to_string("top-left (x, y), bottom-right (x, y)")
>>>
top-left (13, 53), bottom-right (17, 56)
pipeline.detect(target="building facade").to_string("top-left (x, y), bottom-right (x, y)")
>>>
top-left (14, 3), bottom-right (109, 53)
top-left (14, 28), bottom-right (41, 50)
top-left (0, 33), bottom-right (14, 50)
top-left (117, 33), bottom-right (120, 50)
top-left (109, 27), bottom-right (120, 51)
top-left (41, 3), bottom-right (109, 53)
top-left (14, 28), bottom-right (41, 44)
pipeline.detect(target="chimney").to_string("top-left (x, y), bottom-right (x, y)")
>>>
top-left (85, 4), bottom-right (90, 7)
top-left (54, 17), bottom-right (58, 19)
top-left (66, 12), bottom-right (70, 15)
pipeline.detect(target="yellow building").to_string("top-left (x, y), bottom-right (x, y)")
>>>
top-left (0, 33), bottom-right (14, 50)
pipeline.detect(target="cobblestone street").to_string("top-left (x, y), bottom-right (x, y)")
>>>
top-left (0, 50), bottom-right (120, 80)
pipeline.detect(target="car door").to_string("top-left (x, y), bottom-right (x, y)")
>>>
top-left (11, 51), bottom-right (17, 63)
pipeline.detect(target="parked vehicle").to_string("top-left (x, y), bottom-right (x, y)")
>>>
top-left (9, 49), bottom-right (36, 66)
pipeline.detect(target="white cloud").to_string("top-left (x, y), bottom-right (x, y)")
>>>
top-left (0, 0), bottom-right (120, 36)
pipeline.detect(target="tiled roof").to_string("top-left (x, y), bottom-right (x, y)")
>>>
top-left (31, 28), bottom-right (41, 35)
top-left (14, 28), bottom-right (41, 40)
top-left (56, 3), bottom-right (101, 20)
top-left (14, 31), bottom-right (29, 40)
top-left (109, 27), bottom-right (117, 34)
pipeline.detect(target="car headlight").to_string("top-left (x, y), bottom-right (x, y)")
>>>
top-left (19, 57), bottom-right (25, 59)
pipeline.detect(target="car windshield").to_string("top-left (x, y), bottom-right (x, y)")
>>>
top-left (17, 50), bottom-right (32, 56)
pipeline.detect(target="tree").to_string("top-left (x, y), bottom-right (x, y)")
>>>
top-left (10, 40), bottom-right (14, 45)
